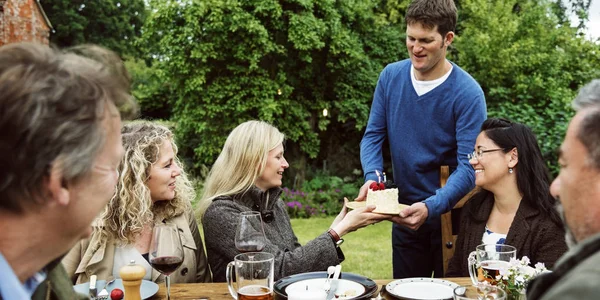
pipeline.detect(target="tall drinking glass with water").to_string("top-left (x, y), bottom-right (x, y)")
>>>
top-left (468, 244), bottom-right (517, 285)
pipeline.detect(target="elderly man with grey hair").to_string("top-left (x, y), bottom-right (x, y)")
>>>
top-left (527, 79), bottom-right (600, 300)
top-left (0, 43), bottom-right (136, 300)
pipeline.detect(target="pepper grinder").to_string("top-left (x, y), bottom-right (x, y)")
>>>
top-left (119, 260), bottom-right (146, 300)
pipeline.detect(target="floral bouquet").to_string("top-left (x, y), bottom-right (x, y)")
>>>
top-left (495, 256), bottom-right (548, 300)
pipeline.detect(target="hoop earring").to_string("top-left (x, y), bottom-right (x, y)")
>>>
top-left (508, 168), bottom-right (513, 174)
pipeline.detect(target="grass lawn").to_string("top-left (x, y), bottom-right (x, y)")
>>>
top-left (290, 216), bottom-right (393, 280)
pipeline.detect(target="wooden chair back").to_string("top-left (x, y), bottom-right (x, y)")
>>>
top-left (440, 165), bottom-right (477, 275)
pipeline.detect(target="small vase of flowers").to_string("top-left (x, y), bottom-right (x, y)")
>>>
top-left (495, 256), bottom-right (548, 300)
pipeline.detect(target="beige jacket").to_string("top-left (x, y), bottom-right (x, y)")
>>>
top-left (62, 209), bottom-right (212, 284)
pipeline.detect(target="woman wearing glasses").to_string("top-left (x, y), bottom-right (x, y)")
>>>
top-left (446, 118), bottom-right (568, 276)
top-left (199, 120), bottom-right (391, 282)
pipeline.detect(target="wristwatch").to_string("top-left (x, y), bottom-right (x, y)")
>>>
top-left (327, 229), bottom-right (344, 247)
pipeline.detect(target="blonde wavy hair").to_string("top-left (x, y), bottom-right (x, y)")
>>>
top-left (198, 120), bottom-right (285, 217)
top-left (99, 121), bottom-right (193, 244)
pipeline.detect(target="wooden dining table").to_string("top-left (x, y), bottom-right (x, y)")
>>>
top-left (149, 277), bottom-right (472, 299)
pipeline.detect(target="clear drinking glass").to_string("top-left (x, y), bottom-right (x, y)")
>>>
top-left (149, 223), bottom-right (184, 300)
top-left (468, 244), bottom-right (517, 286)
top-left (235, 211), bottom-right (267, 255)
top-left (226, 252), bottom-right (275, 300)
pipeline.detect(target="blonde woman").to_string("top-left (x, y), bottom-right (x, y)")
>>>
top-left (63, 121), bottom-right (211, 284)
top-left (200, 120), bottom-right (391, 282)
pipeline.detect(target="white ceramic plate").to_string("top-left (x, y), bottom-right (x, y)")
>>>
top-left (73, 279), bottom-right (159, 299)
top-left (285, 278), bottom-right (365, 299)
top-left (386, 277), bottom-right (459, 300)
top-left (274, 271), bottom-right (378, 299)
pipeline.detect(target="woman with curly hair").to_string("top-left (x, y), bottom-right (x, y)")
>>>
top-left (63, 121), bottom-right (211, 284)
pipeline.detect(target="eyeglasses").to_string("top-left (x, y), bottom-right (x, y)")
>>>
top-left (467, 148), bottom-right (506, 161)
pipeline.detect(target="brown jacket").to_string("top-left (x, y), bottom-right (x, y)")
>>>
top-left (446, 193), bottom-right (568, 277)
top-left (62, 209), bottom-right (212, 284)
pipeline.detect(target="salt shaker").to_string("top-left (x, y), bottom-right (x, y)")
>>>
top-left (119, 260), bottom-right (146, 300)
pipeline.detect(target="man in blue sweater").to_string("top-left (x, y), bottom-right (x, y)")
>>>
top-left (357, 0), bottom-right (487, 278)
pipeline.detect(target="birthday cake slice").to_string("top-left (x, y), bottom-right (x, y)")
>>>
top-left (366, 180), bottom-right (400, 214)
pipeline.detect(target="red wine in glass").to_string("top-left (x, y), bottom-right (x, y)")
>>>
top-left (150, 256), bottom-right (184, 276)
top-left (150, 224), bottom-right (184, 300)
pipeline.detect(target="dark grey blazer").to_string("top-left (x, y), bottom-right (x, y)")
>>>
top-left (202, 186), bottom-right (343, 282)
top-left (446, 193), bottom-right (568, 277)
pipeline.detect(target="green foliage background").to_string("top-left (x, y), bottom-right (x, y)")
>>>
top-left (452, 0), bottom-right (600, 174)
top-left (139, 0), bottom-right (406, 185)
top-left (135, 0), bottom-right (599, 181)
top-left (43, 0), bottom-right (600, 183)
top-left (41, 0), bottom-right (146, 57)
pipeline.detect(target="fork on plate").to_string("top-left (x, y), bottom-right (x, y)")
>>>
top-left (97, 278), bottom-right (115, 300)
top-left (323, 265), bottom-right (335, 294)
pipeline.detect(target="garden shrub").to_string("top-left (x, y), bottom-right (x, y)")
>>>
top-left (282, 171), bottom-right (361, 218)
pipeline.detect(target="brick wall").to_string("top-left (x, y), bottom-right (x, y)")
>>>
top-left (0, 0), bottom-right (51, 47)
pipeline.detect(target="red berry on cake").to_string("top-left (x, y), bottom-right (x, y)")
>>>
top-left (378, 182), bottom-right (385, 190)
top-left (369, 182), bottom-right (379, 191)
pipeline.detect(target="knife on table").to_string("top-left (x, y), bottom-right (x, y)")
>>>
top-left (326, 265), bottom-right (342, 300)
top-left (89, 275), bottom-right (97, 300)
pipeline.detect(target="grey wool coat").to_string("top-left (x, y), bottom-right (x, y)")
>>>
top-left (202, 186), bottom-right (344, 282)
top-left (446, 192), bottom-right (568, 277)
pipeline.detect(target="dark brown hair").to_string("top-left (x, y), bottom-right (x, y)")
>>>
top-left (405, 0), bottom-right (457, 37)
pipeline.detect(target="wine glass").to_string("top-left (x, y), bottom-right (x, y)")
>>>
top-left (235, 211), bottom-right (267, 257)
top-left (149, 223), bottom-right (184, 300)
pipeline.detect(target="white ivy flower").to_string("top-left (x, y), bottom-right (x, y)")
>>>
top-left (534, 262), bottom-right (547, 272)
top-left (515, 275), bottom-right (525, 283)
top-left (496, 256), bottom-right (548, 298)
top-left (508, 257), bottom-right (520, 267)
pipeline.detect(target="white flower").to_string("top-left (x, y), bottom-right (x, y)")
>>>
top-left (496, 256), bottom-right (547, 297)
top-left (516, 264), bottom-right (535, 277)
top-left (515, 275), bottom-right (525, 283)
top-left (509, 257), bottom-right (520, 267)
top-left (534, 262), bottom-right (547, 272)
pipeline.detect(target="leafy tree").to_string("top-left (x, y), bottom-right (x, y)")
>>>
top-left (41, 0), bottom-right (146, 56)
top-left (141, 0), bottom-right (404, 179)
top-left (453, 0), bottom-right (600, 175)
top-left (137, 0), bottom-right (599, 180)
top-left (124, 58), bottom-right (174, 120)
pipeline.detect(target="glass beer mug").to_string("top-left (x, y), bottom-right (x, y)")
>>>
top-left (226, 252), bottom-right (274, 300)
top-left (468, 244), bottom-right (517, 285)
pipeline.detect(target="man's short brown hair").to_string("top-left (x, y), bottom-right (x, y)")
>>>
top-left (405, 0), bottom-right (457, 37)
top-left (0, 43), bottom-right (137, 212)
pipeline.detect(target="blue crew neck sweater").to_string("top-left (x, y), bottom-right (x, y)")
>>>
top-left (360, 59), bottom-right (487, 220)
